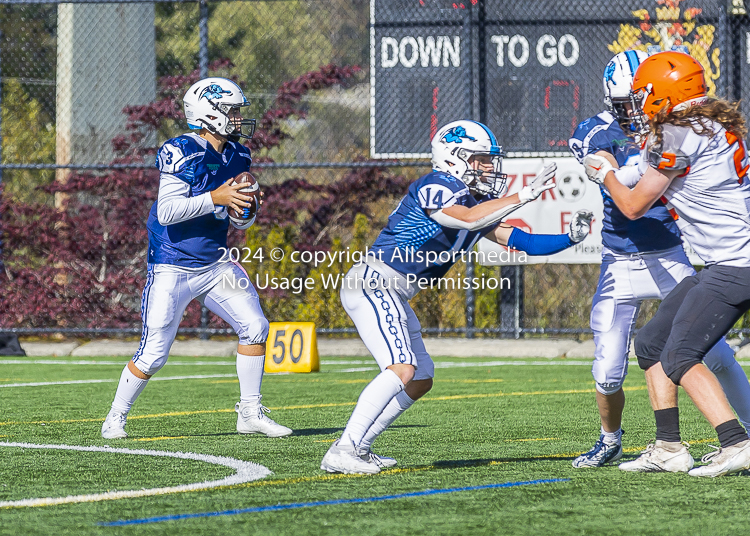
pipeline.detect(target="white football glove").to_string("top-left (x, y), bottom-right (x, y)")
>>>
top-left (569, 209), bottom-right (594, 243)
top-left (519, 162), bottom-right (556, 203)
top-left (583, 154), bottom-right (615, 184)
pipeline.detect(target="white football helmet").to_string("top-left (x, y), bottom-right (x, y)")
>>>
top-left (603, 50), bottom-right (648, 130)
top-left (183, 77), bottom-right (256, 139)
top-left (431, 120), bottom-right (507, 197)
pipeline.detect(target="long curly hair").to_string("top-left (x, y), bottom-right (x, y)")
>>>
top-left (648, 98), bottom-right (748, 145)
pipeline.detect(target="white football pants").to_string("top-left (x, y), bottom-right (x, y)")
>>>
top-left (340, 260), bottom-right (435, 380)
top-left (591, 245), bottom-right (735, 394)
top-left (131, 261), bottom-right (269, 375)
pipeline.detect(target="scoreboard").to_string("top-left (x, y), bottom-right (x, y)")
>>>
top-left (370, 0), bottom-right (727, 158)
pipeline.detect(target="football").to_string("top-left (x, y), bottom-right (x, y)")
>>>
top-left (229, 171), bottom-right (260, 220)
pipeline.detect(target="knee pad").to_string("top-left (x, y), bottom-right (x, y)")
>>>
top-left (634, 333), bottom-right (660, 371)
top-left (591, 355), bottom-right (627, 395)
top-left (238, 316), bottom-right (269, 346)
top-left (413, 352), bottom-right (435, 381)
top-left (636, 353), bottom-right (659, 371)
top-left (132, 353), bottom-right (168, 376)
top-left (661, 346), bottom-right (703, 384)
top-left (595, 380), bottom-right (624, 396)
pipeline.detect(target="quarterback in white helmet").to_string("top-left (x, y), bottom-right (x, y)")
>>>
top-left (101, 77), bottom-right (291, 441)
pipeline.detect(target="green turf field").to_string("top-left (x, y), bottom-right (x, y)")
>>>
top-left (1, 354), bottom-right (749, 535)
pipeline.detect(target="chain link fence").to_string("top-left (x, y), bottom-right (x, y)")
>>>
top-left (2, 0), bottom-right (750, 338)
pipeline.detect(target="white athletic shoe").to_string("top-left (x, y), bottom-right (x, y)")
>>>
top-left (235, 400), bottom-right (292, 437)
top-left (618, 440), bottom-right (694, 473)
top-left (572, 434), bottom-right (623, 468)
top-left (321, 440), bottom-right (381, 474)
top-left (358, 448), bottom-right (397, 468)
top-left (101, 410), bottom-right (128, 439)
top-left (688, 440), bottom-right (750, 477)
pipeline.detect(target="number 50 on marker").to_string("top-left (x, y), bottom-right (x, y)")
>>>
top-left (264, 322), bottom-right (320, 373)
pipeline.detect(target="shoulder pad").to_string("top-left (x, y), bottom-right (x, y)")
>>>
top-left (156, 136), bottom-right (205, 175)
top-left (569, 114), bottom-right (622, 162)
top-left (646, 126), bottom-right (691, 171)
top-left (423, 171), bottom-right (470, 193)
top-left (416, 182), bottom-right (462, 210)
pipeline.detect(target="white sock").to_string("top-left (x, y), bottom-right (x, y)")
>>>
top-left (340, 369), bottom-right (405, 447)
top-left (359, 390), bottom-right (416, 452)
top-left (713, 360), bottom-right (750, 431)
top-left (237, 353), bottom-right (265, 405)
top-left (111, 366), bottom-right (149, 414)
top-left (601, 427), bottom-right (622, 445)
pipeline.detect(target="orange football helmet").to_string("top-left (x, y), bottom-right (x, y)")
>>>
top-left (631, 51), bottom-right (707, 126)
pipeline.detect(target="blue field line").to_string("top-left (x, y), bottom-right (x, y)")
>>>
top-left (100, 478), bottom-right (570, 526)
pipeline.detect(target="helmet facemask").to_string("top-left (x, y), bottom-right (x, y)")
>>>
top-left (463, 151), bottom-right (508, 198)
top-left (602, 50), bottom-right (648, 133)
top-left (608, 95), bottom-right (640, 133)
top-left (630, 84), bottom-right (657, 135)
top-left (201, 100), bottom-right (256, 140)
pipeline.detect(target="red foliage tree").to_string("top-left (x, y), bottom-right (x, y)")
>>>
top-left (0, 62), bottom-right (410, 331)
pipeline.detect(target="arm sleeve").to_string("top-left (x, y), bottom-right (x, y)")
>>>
top-left (507, 227), bottom-right (574, 256)
top-left (430, 200), bottom-right (525, 231)
top-left (156, 174), bottom-right (215, 226)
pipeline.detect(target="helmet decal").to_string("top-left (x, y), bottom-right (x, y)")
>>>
top-left (604, 62), bottom-right (617, 85)
top-left (624, 50), bottom-right (640, 77)
top-left (442, 126), bottom-right (477, 144)
top-left (200, 84), bottom-right (232, 101)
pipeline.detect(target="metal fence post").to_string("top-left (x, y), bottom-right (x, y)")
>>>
top-left (199, 0), bottom-right (209, 78)
top-left (0, 28), bottom-right (3, 191)
top-left (462, 5), bottom-right (475, 339)
top-left (500, 265), bottom-right (523, 339)
top-left (200, 304), bottom-right (210, 340)
top-left (199, 0), bottom-right (209, 337)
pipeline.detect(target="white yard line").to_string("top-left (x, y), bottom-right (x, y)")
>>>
top-left (0, 374), bottom-right (237, 389)
top-left (0, 360), bottom-right (236, 366)
top-left (0, 442), bottom-right (271, 509)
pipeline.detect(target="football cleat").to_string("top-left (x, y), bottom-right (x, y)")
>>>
top-left (358, 448), bottom-right (398, 468)
top-left (618, 440), bottom-right (694, 473)
top-left (235, 400), bottom-right (292, 437)
top-left (101, 410), bottom-right (128, 439)
top-left (572, 434), bottom-right (623, 468)
top-left (321, 439), bottom-right (381, 475)
top-left (688, 440), bottom-right (750, 477)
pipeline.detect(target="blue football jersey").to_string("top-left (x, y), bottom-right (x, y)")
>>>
top-left (371, 171), bottom-right (496, 281)
top-left (569, 111), bottom-right (681, 253)
top-left (147, 133), bottom-right (252, 267)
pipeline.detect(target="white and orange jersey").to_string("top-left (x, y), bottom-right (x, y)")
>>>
top-left (638, 121), bottom-right (750, 266)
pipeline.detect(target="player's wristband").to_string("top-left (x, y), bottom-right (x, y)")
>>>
top-left (507, 228), bottom-right (574, 255)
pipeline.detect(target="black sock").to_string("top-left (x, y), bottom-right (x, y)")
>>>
top-left (715, 419), bottom-right (748, 448)
top-left (654, 407), bottom-right (681, 442)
